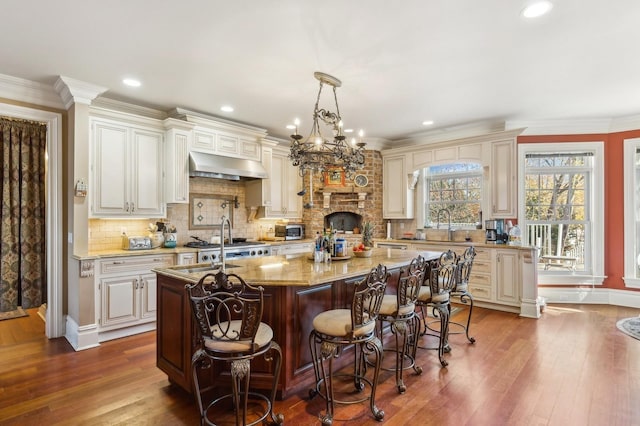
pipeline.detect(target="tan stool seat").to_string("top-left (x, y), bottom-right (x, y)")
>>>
top-left (379, 294), bottom-right (415, 317)
top-left (206, 320), bottom-right (274, 353)
top-left (313, 309), bottom-right (375, 337)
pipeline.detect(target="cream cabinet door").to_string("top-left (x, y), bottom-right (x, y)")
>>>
top-left (100, 275), bottom-right (139, 327)
top-left (91, 118), bottom-right (165, 218)
top-left (139, 273), bottom-right (157, 319)
top-left (264, 150), bottom-right (302, 219)
top-left (490, 139), bottom-right (516, 218)
top-left (495, 249), bottom-right (520, 306)
top-left (383, 154), bottom-right (414, 219)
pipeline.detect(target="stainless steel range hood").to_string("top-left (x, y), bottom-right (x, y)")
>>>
top-left (189, 152), bottom-right (268, 181)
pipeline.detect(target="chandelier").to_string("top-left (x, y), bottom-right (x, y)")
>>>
top-left (289, 72), bottom-right (366, 178)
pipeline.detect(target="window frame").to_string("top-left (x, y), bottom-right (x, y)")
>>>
top-left (623, 137), bottom-right (640, 288)
top-left (422, 162), bottom-right (483, 229)
top-left (518, 142), bottom-right (605, 285)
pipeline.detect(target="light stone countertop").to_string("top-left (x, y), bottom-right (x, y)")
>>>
top-left (375, 238), bottom-right (536, 251)
top-left (72, 239), bottom-right (317, 261)
top-left (153, 247), bottom-right (442, 286)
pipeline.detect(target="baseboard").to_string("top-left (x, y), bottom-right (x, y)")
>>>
top-left (98, 322), bottom-right (156, 343)
top-left (539, 287), bottom-right (640, 308)
top-left (65, 316), bottom-right (100, 351)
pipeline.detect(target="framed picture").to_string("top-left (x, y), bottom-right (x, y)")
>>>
top-left (324, 167), bottom-right (345, 186)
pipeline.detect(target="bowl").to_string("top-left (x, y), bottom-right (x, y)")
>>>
top-left (352, 250), bottom-right (372, 258)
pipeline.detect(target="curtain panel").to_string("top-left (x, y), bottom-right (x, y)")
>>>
top-left (0, 117), bottom-right (47, 312)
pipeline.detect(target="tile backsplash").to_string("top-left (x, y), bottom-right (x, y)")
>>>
top-left (88, 176), bottom-right (282, 251)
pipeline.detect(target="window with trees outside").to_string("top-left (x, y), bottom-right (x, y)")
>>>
top-left (423, 162), bottom-right (482, 228)
top-left (518, 142), bottom-right (605, 285)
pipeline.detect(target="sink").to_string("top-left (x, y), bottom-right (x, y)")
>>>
top-left (178, 264), bottom-right (240, 274)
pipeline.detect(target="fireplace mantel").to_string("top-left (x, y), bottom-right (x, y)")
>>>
top-left (316, 186), bottom-right (373, 209)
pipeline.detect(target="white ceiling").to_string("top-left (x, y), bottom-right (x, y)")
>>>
top-left (2, 0), bottom-right (640, 142)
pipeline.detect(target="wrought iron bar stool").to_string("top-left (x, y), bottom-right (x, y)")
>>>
top-left (416, 250), bottom-right (458, 367)
top-left (309, 264), bottom-right (389, 426)
top-left (186, 270), bottom-right (284, 426)
top-left (376, 255), bottom-right (426, 393)
top-left (449, 246), bottom-right (477, 343)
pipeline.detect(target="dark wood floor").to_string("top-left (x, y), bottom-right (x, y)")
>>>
top-left (1, 304), bottom-right (639, 425)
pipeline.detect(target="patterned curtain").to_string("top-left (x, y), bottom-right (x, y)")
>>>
top-left (0, 117), bottom-right (47, 312)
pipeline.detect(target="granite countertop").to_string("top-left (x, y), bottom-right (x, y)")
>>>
top-left (153, 247), bottom-right (442, 287)
top-left (375, 238), bottom-right (535, 251)
top-left (73, 239), bottom-right (317, 261)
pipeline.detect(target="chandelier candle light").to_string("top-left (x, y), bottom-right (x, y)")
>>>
top-left (289, 72), bottom-right (366, 179)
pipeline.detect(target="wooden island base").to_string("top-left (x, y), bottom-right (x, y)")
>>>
top-left (155, 249), bottom-right (441, 398)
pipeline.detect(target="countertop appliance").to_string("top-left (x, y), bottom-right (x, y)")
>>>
top-left (275, 224), bottom-right (304, 240)
top-left (122, 236), bottom-right (152, 250)
top-left (485, 219), bottom-right (507, 244)
top-left (184, 241), bottom-right (272, 263)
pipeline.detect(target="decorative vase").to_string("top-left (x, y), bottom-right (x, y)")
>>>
top-left (164, 232), bottom-right (177, 248)
top-left (150, 231), bottom-right (164, 248)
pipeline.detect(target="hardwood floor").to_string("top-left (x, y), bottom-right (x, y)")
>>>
top-left (1, 304), bottom-right (639, 425)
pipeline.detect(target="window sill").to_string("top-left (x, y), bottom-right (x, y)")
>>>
top-left (538, 274), bottom-right (606, 286)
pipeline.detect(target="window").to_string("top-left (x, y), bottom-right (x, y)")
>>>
top-left (423, 162), bottom-right (482, 228)
top-left (518, 142), bottom-right (605, 285)
top-left (623, 138), bottom-right (640, 288)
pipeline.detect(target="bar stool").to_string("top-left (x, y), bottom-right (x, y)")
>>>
top-left (416, 250), bottom-right (458, 367)
top-left (376, 255), bottom-right (426, 393)
top-left (450, 246), bottom-right (477, 343)
top-left (186, 270), bottom-right (284, 426)
top-left (309, 264), bottom-right (389, 426)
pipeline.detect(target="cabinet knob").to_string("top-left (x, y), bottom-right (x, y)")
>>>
top-left (131, 202), bottom-right (135, 212)
top-left (125, 202), bottom-right (129, 212)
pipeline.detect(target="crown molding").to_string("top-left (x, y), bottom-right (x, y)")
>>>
top-left (53, 76), bottom-right (108, 110)
top-left (392, 120), bottom-right (506, 147)
top-left (0, 73), bottom-right (64, 109)
top-left (91, 97), bottom-right (167, 121)
top-left (609, 114), bottom-right (640, 134)
top-left (505, 119), bottom-right (614, 135)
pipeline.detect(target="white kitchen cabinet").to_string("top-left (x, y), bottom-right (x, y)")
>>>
top-left (495, 249), bottom-right (520, 306)
top-left (96, 254), bottom-right (173, 334)
top-left (490, 139), bottom-right (517, 218)
top-left (163, 120), bottom-right (193, 204)
top-left (246, 146), bottom-right (302, 219)
top-left (382, 154), bottom-right (414, 219)
top-left (90, 118), bottom-right (165, 218)
top-left (190, 126), bottom-right (261, 161)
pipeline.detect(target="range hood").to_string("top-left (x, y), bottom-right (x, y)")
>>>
top-left (189, 152), bottom-right (268, 181)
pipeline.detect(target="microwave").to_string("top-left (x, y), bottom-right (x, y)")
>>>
top-left (275, 224), bottom-right (304, 240)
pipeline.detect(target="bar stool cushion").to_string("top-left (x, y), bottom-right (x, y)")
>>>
top-left (454, 281), bottom-right (468, 292)
top-left (418, 286), bottom-right (450, 303)
top-left (379, 294), bottom-right (415, 316)
top-left (313, 309), bottom-right (375, 337)
top-left (205, 320), bottom-right (274, 353)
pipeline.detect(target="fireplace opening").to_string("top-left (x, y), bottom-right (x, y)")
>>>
top-left (324, 212), bottom-right (363, 233)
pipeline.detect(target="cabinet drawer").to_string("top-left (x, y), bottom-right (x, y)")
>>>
top-left (468, 284), bottom-right (493, 302)
top-left (100, 255), bottom-right (174, 275)
top-left (469, 272), bottom-right (491, 286)
top-left (474, 248), bottom-right (491, 262)
top-left (472, 261), bottom-right (492, 274)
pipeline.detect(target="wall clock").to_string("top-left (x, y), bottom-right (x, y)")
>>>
top-left (354, 174), bottom-right (369, 187)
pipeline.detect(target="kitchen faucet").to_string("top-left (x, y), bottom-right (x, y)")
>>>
top-left (436, 208), bottom-right (453, 241)
top-left (219, 215), bottom-right (233, 271)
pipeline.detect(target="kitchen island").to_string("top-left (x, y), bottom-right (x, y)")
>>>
top-left (153, 248), bottom-right (441, 399)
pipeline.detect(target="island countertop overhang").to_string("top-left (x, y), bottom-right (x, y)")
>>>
top-left (153, 248), bottom-right (443, 287)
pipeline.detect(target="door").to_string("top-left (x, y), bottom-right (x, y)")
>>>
top-left (100, 275), bottom-right (138, 327)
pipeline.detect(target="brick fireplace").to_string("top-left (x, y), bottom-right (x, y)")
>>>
top-left (300, 150), bottom-right (385, 244)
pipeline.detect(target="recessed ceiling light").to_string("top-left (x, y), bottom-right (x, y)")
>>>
top-left (220, 105), bottom-right (234, 112)
top-left (521, 0), bottom-right (553, 18)
top-left (422, 120), bottom-right (434, 126)
top-left (286, 124), bottom-right (296, 130)
top-left (122, 78), bottom-right (141, 87)
top-left (344, 129), bottom-right (354, 133)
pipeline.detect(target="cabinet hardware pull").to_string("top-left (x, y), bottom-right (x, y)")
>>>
top-left (131, 202), bottom-right (135, 212)
top-left (125, 202), bottom-right (129, 212)
top-left (134, 279), bottom-right (139, 289)
top-left (113, 261), bottom-right (124, 264)
top-left (140, 280), bottom-right (145, 289)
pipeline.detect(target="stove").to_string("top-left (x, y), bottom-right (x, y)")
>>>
top-left (184, 241), bottom-right (271, 263)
